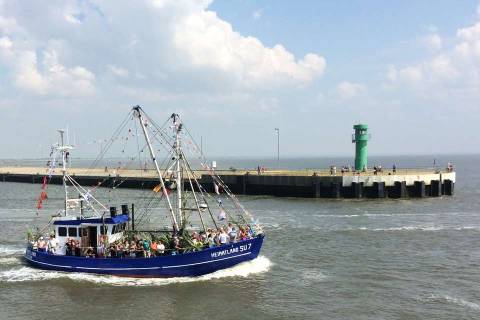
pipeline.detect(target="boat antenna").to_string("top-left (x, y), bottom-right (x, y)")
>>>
top-left (133, 106), bottom-right (180, 232)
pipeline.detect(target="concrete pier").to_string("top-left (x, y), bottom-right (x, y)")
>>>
top-left (0, 166), bottom-right (456, 199)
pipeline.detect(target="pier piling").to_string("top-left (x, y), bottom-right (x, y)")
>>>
top-left (414, 181), bottom-right (426, 198)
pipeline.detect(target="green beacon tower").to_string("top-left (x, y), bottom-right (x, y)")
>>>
top-left (352, 124), bottom-right (369, 171)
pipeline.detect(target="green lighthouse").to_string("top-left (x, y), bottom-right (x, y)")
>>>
top-left (352, 124), bottom-right (369, 171)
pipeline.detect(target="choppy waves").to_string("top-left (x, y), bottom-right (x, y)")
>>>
top-left (354, 225), bottom-right (480, 232)
top-left (0, 257), bottom-right (21, 265)
top-left (0, 255), bottom-right (272, 286)
top-left (0, 245), bottom-right (24, 256)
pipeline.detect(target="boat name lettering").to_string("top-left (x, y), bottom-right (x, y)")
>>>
top-left (211, 247), bottom-right (239, 258)
top-left (211, 243), bottom-right (251, 258)
top-left (239, 243), bottom-right (251, 252)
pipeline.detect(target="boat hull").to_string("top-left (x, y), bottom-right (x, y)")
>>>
top-left (24, 235), bottom-right (264, 278)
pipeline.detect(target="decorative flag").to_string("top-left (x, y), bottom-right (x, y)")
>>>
top-left (218, 209), bottom-right (226, 221)
top-left (40, 191), bottom-right (48, 201)
top-left (153, 184), bottom-right (171, 195)
top-left (36, 199), bottom-right (43, 210)
top-left (41, 176), bottom-right (47, 189)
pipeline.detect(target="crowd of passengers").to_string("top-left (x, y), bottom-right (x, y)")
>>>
top-left (32, 223), bottom-right (256, 258)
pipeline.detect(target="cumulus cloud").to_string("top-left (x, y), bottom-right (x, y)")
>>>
top-left (0, 0), bottom-right (326, 100)
top-left (336, 81), bottom-right (365, 99)
top-left (387, 15), bottom-right (480, 91)
top-left (0, 37), bottom-right (95, 96)
top-left (173, 9), bottom-right (325, 86)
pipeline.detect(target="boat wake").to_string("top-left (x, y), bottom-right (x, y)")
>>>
top-left (419, 294), bottom-right (480, 312)
top-left (0, 255), bottom-right (272, 286)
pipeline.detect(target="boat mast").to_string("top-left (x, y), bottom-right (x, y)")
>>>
top-left (133, 106), bottom-right (180, 232)
top-left (58, 129), bottom-right (68, 216)
top-left (173, 113), bottom-right (183, 227)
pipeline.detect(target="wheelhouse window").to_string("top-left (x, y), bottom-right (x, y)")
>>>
top-left (58, 227), bottom-right (67, 237)
top-left (68, 227), bottom-right (78, 237)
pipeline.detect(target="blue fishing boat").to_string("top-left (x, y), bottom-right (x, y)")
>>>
top-left (25, 106), bottom-right (265, 277)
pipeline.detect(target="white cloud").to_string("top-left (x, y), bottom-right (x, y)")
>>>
top-left (424, 33), bottom-right (442, 50)
top-left (0, 15), bottom-right (18, 33)
top-left (107, 65), bottom-right (129, 77)
top-left (1, 43), bottom-right (95, 96)
top-left (388, 15), bottom-right (480, 91)
top-left (398, 66), bottom-right (423, 83)
top-left (0, 0), bottom-right (325, 100)
top-left (0, 35), bottom-right (11, 48)
top-left (429, 55), bottom-right (458, 79)
top-left (173, 9), bottom-right (326, 87)
top-left (457, 22), bottom-right (480, 41)
top-left (64, 13), bottom-right (81, 25)
top-left (15, 50), bottom-right (48, 94)
top-left (337, 81), bottom-right (365, 99)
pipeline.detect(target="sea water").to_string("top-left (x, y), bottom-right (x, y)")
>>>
top-left (0, 155), bottom-right (479, 320)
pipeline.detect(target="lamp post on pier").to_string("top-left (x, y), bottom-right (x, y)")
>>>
top-left (275, 128), bottom-right (280, 169)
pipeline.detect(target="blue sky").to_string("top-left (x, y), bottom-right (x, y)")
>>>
top-left (0, 0), bottom-right (479, 159)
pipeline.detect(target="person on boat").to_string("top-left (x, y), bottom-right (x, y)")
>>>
top-left (136, 241), bottom-right (144, 258)
top-left (238, 227), bottom-right (248, 241)
top-left (143, 239), bottom-right (151, 257)
top-left (127, 241), bottom-right (135, 258)
top-left (200, 231), bottom-right (207, 244)
top-left (65, 238), bottom-right (73, 256)
top-left (228, 226), bottom-right (237, 243)
top-left (97, 241), bottom-right (105, 258)
top-left (74, 240), bottom-right (81, 257)
top-left (219, 227), bottom-right (228, 245)
top-left (86, 247), bottom-right (95, 258)
top-left (109, 244), bottom-right (117, 258)
top-left (47, 234), bottom-right (58, 254)
top-left (207, 233), bottom-right (215, 248)
top-left (172, 236), bottom-right (181, 254)
top-left (37, 237), bottom-right (47, 252)
top-left (157, 241), bottom-right (165, 255)
top-left (116, 243), bottom-right (124, 258)
top-left (32, 239), bottom-right (38, 251)
top-left (213, 231), bottom-right (220, 246)
top-left (150, 240), bottom-right (158, 257)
